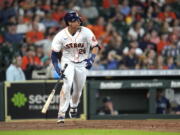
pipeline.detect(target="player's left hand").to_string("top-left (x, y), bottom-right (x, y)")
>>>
top-left (84, 54), bottom-right (96, 69)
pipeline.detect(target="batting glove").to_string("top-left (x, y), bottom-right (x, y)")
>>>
top-left (60, 70), bottom-right (66, 79)
top-left (53, 67), bottom-right (65, 79)
top-left (85, 54), bottom-right (96, 69)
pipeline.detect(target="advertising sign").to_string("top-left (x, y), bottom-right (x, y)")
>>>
top-left (99, 80), bottom-right (180, 89)
top-left (5, 81), bottom-right (83, 120)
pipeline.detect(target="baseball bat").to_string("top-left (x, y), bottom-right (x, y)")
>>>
top-left (41, 64), bottom-right (68, 114)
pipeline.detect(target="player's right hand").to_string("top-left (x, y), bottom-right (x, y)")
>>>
top-left (60, 72), bottom-right (66, 79)
top-left (59, 69), bottom-right (66, 79)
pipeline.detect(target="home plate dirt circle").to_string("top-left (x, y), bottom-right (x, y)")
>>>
top-left (0, 120), bottom-right (180, 132)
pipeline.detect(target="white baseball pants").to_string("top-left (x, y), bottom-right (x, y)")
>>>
top-left (58, 61), bottom-right (87, 116)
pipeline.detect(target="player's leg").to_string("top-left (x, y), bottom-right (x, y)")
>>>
top-left (57, 63), bottom-right (74, 122)
top-left (69, 64), bottom-right (87, 118)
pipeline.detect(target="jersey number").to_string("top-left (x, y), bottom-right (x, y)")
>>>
top-left (79, 49), bottom-right (86, 54)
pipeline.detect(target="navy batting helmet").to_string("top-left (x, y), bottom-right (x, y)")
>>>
top-left (64, 11), bottom-right (82, 26)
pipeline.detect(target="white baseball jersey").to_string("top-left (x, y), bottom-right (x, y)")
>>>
top-left (51, 26), bottom-right (98, 62)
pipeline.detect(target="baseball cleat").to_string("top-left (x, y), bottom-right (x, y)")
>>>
top-left (69, 107), bottom-right (78, 118)
top-left (57, 116), bottom-right (65, 124)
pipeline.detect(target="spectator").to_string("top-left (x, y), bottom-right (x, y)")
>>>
top-left (87, 16), bottom-right (106, 40)
top-left (157, 34), bottom-right (170, 54)
top-left (0, 41), bottom-right (14, 68)
top-left (111, 12), bottom-right (128, 35)
top-left (16, 15), bottom-right (31, 34)
top-left (0, 34), bottom-right (3, 44)
top-left (153, 0), bottom-right (166, 7)
top-left (150, 30), bottom-right (160, 45)
top-left (175, 56), bottom-right (180, 69)
top-left (6, 55), bottom-right (26, 82)
top-left (8, 15), bottom-right (17, 24)
top-left (32, 56), bottom-right (53, 79)
top-left (26, 22), bottom-right (44, 44)
top-left (21, 46), bottom-right (42, 79)
top-left (41, 0), bottom-right (51, 13)
top-left (19, 0), bottom-right (35, 10)
top-left (139, 33), bottom-right (156, 51)
top-left (162, 35), bottom-right (180, 59)
top-left (155, 55), bottom-right (168, 69)
top-left (35, 32), bottom-right (55, 56)
top-left (145, 6), bottom-right (156, 19)
top-left (123, 46), bottom-right (139, 69)
top-left (30, 15), bottom-right (46, 33)
top-left (143, 49), bottom-right (156, 69)
top-left (106, 50), bottom-right (120, 70)
top-left (35, 45), bottom-right (45, 61)
top-left (41, 13), bottom-right (59, 28)
top-left (97, 96), bottom-right (118, 115)
top-left (22, 10), bottom-right (33, 24)
top-left (123, 40), bottom-right (143, 57)
top-left (80, 0), bottom-right (99, 23)
top-left (51, 5), bottom-right (66, 22)
top-left (19, 44), bottom-right (28, 57)
top-left (160, 21), bottom-right (172, 34)
top-left (103, 31), bottom-right (123, 57)
top-left (157, 5), bottom-right (176, 23)
top-left (156, 90), bottom-right (171, 114)
top-left (0, 1), bottom-right (17, 24)
top-left (102, 0), bottom-right (119, 9)
top-left (144, 20), bottom-right (157, 33)
top-left (4, 22), bottom-right (24, 45)
top-left (128, 22), bottom-right (145, 40)
top-left (119, 0), bottom-right (131, 17)
top-left (87, 17), bottom-right (111, 45)
top-left (171, 101), bottom-right (180, 115)
top-left (34, 0), bottom-right (45, 18)
top-left (166, 56), bottom-right (176, 69)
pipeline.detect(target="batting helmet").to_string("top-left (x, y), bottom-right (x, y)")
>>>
top-left (64, 11), bottom-right (82, 26)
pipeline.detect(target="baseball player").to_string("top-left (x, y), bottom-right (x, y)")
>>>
top-left (51, 11), bottom-right (99, 123)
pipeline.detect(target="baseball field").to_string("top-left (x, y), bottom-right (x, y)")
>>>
top-left (0, 120), bottom-right (180, 135)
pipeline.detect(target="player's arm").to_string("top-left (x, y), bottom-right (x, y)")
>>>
top-left (90, 45), bottom-right (100, 63)
top-left (85, 28), bottom-right (100, 69)
top-left (85, 45), bottom-right (100, 69)
top-left (91, 45), bottom-right (99, 55)
top-left (51, 32), bottom-right (63, 76)
top-left (51, 51), bottom-right (61, 75)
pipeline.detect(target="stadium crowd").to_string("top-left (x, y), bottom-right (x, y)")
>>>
top-left (0, 0), bottom-right (179, 80)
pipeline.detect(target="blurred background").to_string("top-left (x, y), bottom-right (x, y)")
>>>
top-left (0, 0), bottom-right (180, 121)
top-left (0, 0), bottom-right (179, 81)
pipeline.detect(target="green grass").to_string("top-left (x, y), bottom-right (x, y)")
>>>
top-left (0, 129), bottom-right (180, 135)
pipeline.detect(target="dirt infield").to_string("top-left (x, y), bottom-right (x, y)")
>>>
top-left (0, 120), bottom-right (180, 132)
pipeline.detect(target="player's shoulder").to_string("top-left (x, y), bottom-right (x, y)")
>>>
top-left (54, 28), bottom-right (67, 37)
top-left (80, 26), bottom-right (93, 33)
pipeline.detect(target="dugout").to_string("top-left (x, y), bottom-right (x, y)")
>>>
top-left (86, 70), bottom-right (180, 120)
